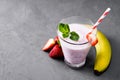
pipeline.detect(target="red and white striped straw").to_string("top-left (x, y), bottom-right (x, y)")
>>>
top-left (86, 8), bottom-right (111, 46)
top-left (90, 8), bottom-right (111, 32)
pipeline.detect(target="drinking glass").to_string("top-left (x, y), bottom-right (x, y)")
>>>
top-left (57, 16), bottom-right (97, 68)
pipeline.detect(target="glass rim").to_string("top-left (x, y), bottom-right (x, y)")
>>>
top-left (60, 16), bottom-right (94, 25)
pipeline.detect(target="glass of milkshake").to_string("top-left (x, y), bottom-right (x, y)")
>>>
top-left (57, 16), bottom-right (97, 68)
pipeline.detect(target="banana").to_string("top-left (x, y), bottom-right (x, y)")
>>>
top-left (94, 30), bottom-right (112, 74)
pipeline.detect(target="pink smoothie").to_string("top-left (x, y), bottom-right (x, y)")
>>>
top-left (58, 23), bottom-right (92, 66)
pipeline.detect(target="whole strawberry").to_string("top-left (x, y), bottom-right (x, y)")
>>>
top-left (49, 44), bottom-right (64, 59)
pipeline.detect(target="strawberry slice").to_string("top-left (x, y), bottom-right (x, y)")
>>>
top-left (49, 44), bottom-right (64, 59)
top-left (42, 38), bottom-right (56, 51)
top-left (91, 37), bottom-right (98, 46)
top-left (86, 33), bottom-right (92, 42)
top-left (86, 33), bottom-right (98, 46)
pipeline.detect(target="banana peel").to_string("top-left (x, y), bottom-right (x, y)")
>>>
top-left (94, 30), bottom-right (112, 75)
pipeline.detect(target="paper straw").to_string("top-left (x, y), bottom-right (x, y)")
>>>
top-left (91, 8), bottom-right (111, 32)
top-left (86, 8), bottom-right (111, 46)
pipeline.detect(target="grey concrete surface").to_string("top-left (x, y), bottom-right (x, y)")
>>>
top-left (0, 0), bottom-right (120, 80)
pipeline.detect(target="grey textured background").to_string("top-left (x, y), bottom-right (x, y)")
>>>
top-left (0, 0), bottom-right (119, 80)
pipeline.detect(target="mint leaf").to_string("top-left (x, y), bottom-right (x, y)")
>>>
top-left (62, 33), bottom-right (69, 38)
top-left (58, 23), bottom-right (70, 33)
top-left (70, 31), bottom-right (79, 41)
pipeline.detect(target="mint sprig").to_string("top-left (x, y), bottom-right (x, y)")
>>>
top-left (58, 23), bottom-right (80, 41)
